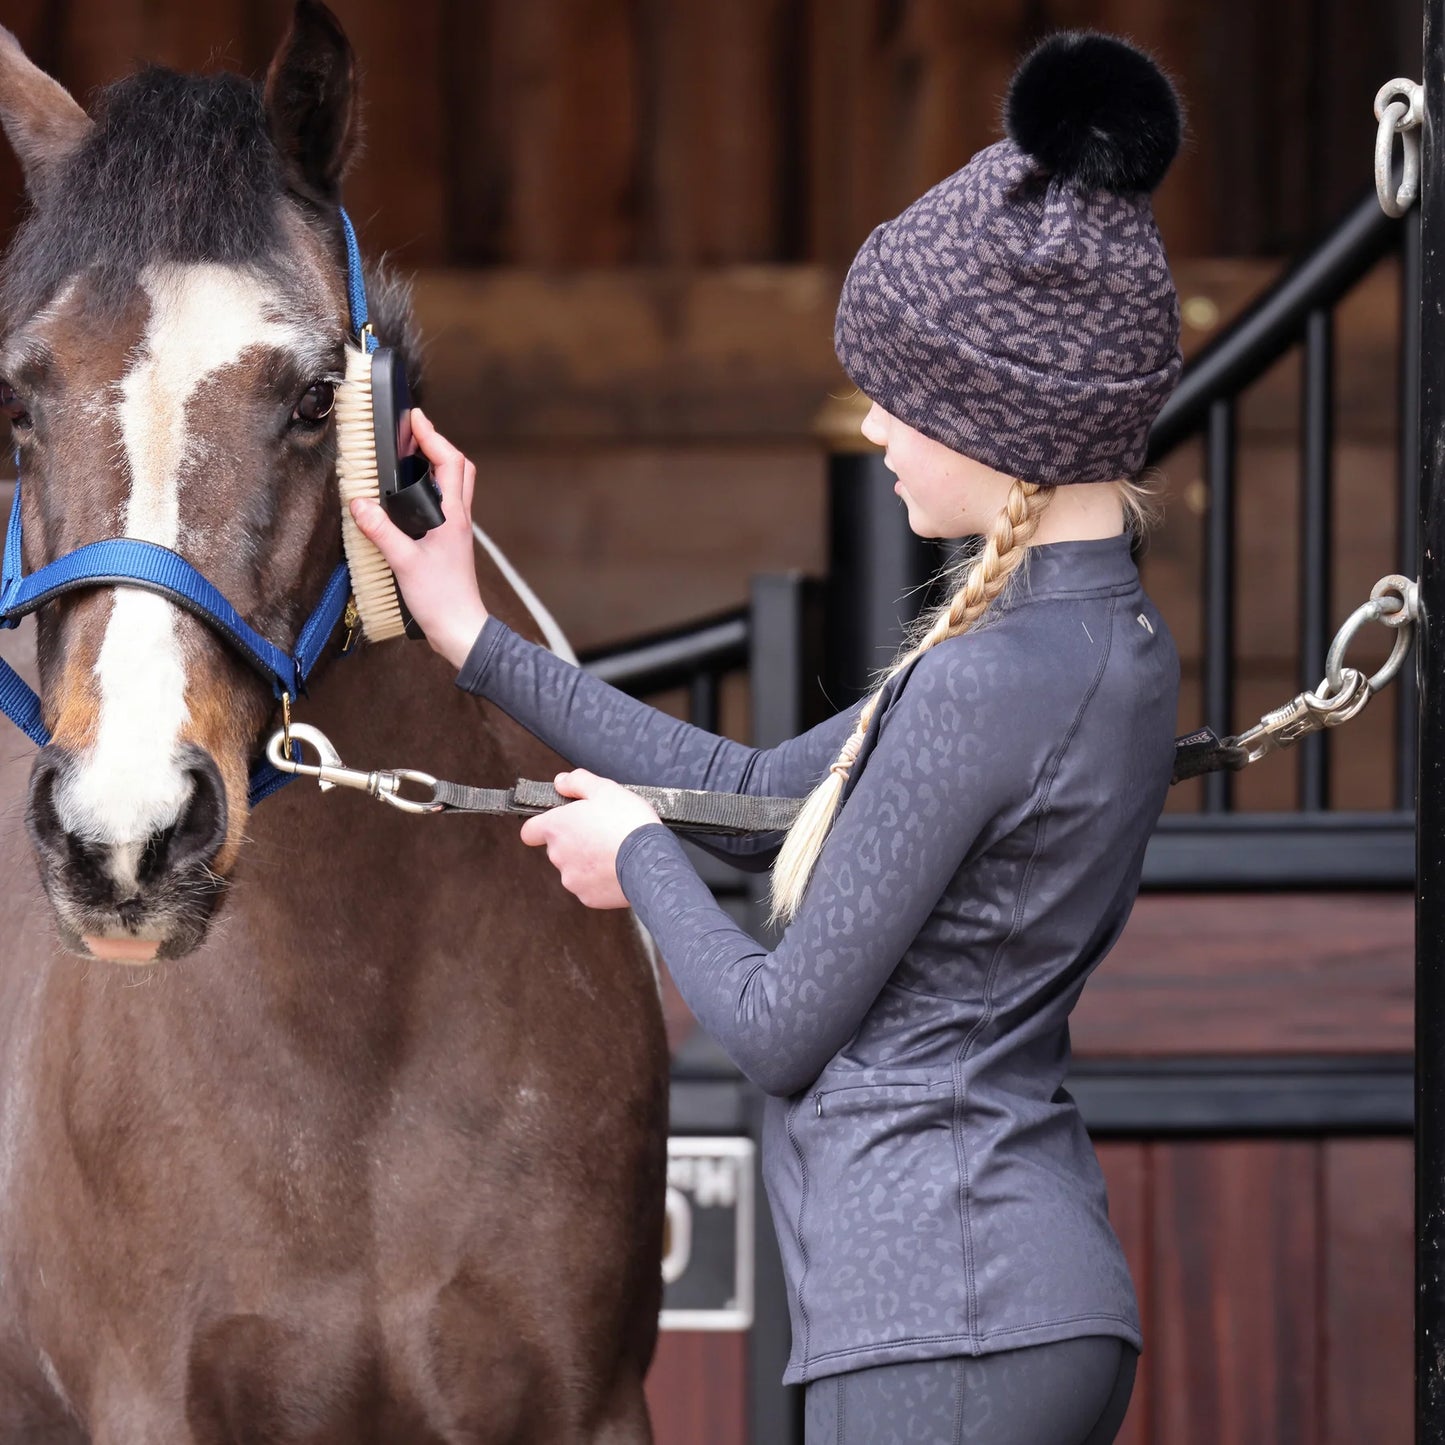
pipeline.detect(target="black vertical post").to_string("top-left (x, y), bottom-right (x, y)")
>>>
top-left (1300, 307), bottom-right (1334, 810)
top-left (1419, 6), bottom-right (1445, 1437)
top-left (688, 670), bottom-right (719, 733)
top-left (1400, 205), bottom-right (1423, 811)
top-left (745, 571), bottom-right (818, 1445)
top-left (1203, 398), bottom-right (1237, 813)
top-left (825, 451), bottom-right (941, 704)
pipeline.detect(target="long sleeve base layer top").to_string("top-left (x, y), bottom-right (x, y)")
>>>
top-left (456, 533), bottom-right (1180, 1384)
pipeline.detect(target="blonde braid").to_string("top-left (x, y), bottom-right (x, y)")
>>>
top-left (768, 479), bottom-right (1053, 926)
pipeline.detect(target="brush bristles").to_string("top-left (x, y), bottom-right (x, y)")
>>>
top-left (336, 344), bottom-right (407, 643)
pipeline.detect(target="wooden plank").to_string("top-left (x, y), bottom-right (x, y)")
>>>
top-left (444, 0), bottom-right (640, 266)
top-left (52, 0), bottom-right (281, 94)
top-left (1097, 1143), bottom-right (1151, 1445)
top-left (802, 0), bottom-right (889, 266)
top-left (412, 267), bottom-right (845, 443)
top-left (1073, 894), bottom-right (1413, 1058)
top-left (1151, 1141), bottom-right (1321, 1445)
top-left (1323, 1139), bottom-right (1412, 1445)
top-left (408, 259), bottom-right (1401, 444)
top-left (462, 445), bottom-right (826, 651)
top-left (804, 0), bottom-right (1022, 264)
top-left (642, 0), bottom-right (788, 263)
top-left (645, 1332), bottom-right (747, 1445)
top-left (327, 0), bottom-right (448, 267)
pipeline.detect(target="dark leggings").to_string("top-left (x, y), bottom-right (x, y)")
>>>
top-left (803, 1336), bottom-right (1137, 1445)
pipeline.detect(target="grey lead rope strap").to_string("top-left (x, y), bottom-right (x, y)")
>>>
top-left (430, 777), bottom-right (805, 836)
top-left (262, 724), bottom-right (805, 835)
top-left (263, 572), bottom-right (1419, 833)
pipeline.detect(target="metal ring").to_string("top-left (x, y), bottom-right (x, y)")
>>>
top-left (1323, 597), bottom-right (1414, 696)
top-left (1371, 573), bottom-right (1419, 626)
top-left (1375, 81), bottom-right (1424, 218)
top-left (1374, 78), bottom-right (1425, 129)
top-left (379, 768), bottom-right (445, 814)
top-left (1306, 667), bottom-right (1372, 720)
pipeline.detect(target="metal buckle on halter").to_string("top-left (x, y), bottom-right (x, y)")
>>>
top-left (264, 722), bottom-right (444, 813)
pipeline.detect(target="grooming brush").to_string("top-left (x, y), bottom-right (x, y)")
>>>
top-left (335, 342), bottom-right (445, 643)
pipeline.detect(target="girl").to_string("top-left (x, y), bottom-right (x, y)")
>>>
top-left (351, 31), bottom-right (1183, 1445)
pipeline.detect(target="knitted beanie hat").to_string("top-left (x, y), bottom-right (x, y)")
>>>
top-left (834, 32), bottom-right (1184, 486)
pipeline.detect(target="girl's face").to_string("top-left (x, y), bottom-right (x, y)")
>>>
top-left (860, 401), bottom-right (1015, 539)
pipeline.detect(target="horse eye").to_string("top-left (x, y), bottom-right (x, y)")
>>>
top-left (0, 379), bottom-right (32, 430)
top-left (291, 380), bottom-right (335, 426)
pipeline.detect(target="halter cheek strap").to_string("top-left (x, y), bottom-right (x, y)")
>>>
top-left (0, 207), bottom-right (373, 807)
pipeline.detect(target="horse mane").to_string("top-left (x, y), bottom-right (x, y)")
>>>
top-left (0, 64), bottom-right (417, 375)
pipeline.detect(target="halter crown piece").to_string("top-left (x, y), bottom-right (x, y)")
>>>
top-left (0, 209), bottom-right (377, 805)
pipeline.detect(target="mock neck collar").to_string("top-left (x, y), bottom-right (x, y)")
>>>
top-left (1005, 532), bottom-right (1139, 601)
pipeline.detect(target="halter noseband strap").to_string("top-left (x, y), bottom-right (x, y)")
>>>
top-left (0, 208), bottom-right (372, 806)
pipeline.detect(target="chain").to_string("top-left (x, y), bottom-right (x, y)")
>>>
top-left (1218, 574), bottom-right (1416, 771)
top-left (1375, 78), bottom-right (1424, 217)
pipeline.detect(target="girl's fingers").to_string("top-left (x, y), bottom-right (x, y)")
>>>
top-left (410, 409), bottom-right (471, 521)
top-left (553, 770), bottom-right (605, 800)
top-left (349, 497), bottom-right (417, 568)
top-left (410, 407), bottom-right (459, 456)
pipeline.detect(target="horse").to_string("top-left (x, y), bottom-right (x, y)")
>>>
top-left (0, 5), bottom-right (668, 1441)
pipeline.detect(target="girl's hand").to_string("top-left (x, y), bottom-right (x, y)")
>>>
top-left (348, 408), bottom-right (489, 668)
top-left (519, 770), bottom-right (662, 909)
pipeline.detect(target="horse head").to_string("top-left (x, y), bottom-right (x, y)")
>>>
top-left (0, 2), bottom-right (412, 963)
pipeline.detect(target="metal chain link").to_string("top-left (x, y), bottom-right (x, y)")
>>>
top-left (1375, 78), bottom-right (1424, 217)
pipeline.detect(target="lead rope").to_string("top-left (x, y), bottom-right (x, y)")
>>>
top-left (263, 571), bottom-right (1421, 833)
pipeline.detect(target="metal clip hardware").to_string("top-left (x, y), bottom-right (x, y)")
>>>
top-left (1219, 571), bottom-right (1418, 771)
top-left (1229, 670), bottom-right (1372, 766)
top-left (264, 722), bottom-right (444, 813)
top-left (340, 598), bottom-right (361, 655)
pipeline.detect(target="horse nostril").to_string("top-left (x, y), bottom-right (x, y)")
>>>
top-left (164, 749), bottom-right (228, 873)
top-left (25, 747), bottom-right (72, 858)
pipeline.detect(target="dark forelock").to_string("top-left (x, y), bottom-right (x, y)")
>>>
top-left (1, 67), bottom-right (285, 325)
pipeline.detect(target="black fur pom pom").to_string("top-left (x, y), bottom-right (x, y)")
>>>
top-left (1004, 32), bottom-right (1181, 194)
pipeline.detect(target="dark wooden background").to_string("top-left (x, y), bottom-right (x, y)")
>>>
top-left (2, 0), bottom-right (1419, 267)
top-left (0, 3), bottom-right (1423, 1441)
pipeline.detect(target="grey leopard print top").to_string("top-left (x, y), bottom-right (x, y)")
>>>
top-left (456, 532), bottom-right (1179, 1384)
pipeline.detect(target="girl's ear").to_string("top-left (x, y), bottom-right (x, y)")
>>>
top-left (0, 27), bottom-right (91, 195)
top-left (264, 0), bottom-right (358, 207)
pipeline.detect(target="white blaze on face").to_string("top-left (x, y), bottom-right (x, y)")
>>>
top-left (58, 263), bottom-right (311, 848)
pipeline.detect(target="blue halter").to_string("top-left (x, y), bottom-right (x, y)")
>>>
top-left (0, 209), bottom-right (377, 806)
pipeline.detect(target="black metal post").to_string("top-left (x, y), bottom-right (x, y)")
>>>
top-left (688, 669), bottom-right (719, 733)
top-left (1203, 398), bottom-right (1237, 813)
top-left (1401, 205), bottom-right (1423, 810)
top-left (1419, 6), bottom-right (1445, 1437)
top-left (825, 451), bottom-right (941, 705)
top-left (745, 571), bottom-right (819, 1445)
top-left (1300, 307), bottom-right (1334, 810)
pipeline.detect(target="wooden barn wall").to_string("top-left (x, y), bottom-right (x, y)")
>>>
top-left (0, 0), bottom-right (1423, 266)
top-left (0, 4), bottom-right (1423, 1444)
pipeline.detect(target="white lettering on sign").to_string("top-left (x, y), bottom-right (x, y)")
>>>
top-left (667, 1154), bottom-right (739, 1208)
top-left (661, 1136), bottom-right (755, 1332)
top-left (661, 1186), bottom-right (692, 1285)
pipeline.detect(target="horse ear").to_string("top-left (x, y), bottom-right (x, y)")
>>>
top-left (264, 0), bottom-right (359, 207)
top-left (0, 27), bottom-right (91, 194)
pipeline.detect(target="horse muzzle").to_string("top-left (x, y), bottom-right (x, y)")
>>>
top-left (25, 742), bottom-right (230, 963)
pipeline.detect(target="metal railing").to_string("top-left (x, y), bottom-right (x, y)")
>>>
top-left (1143, 189), bottom-right (1420, 889)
